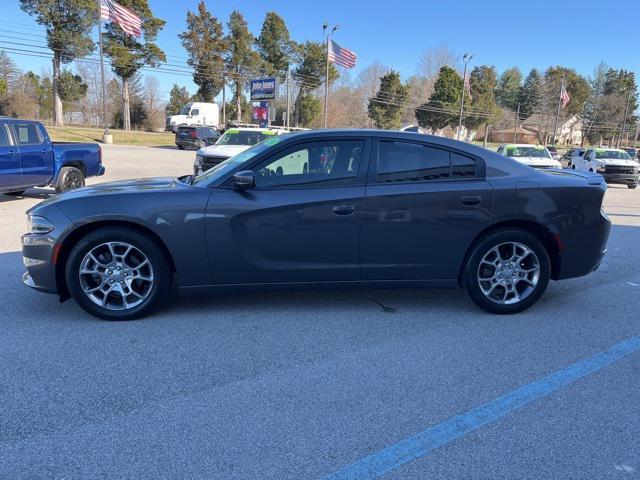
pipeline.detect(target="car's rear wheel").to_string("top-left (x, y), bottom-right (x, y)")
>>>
top-left (628, 183), bottom-right (637, 189)
top-left (56, 166), bottom-right (85, 193)
top-left (463, 229), bottom-right (550, 314)
top-left (65, 227), bottom-right (172, 320)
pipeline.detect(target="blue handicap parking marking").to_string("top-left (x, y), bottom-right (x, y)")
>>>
top-left (324, 335), bottom-right (640, 480)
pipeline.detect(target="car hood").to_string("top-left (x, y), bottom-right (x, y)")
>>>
top-left (509, 156), bottom-right (561, 168)
top-left (32, 177), bottom-right (189, 210)
top-left (600, 158), bottom-right (638, 167)
top-left (199, 144), bottom-right (249, 158)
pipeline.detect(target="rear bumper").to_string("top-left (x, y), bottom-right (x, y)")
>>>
top-left (97, 165), bottom-right (105, 177)
top-left (556, 212), bottom-right (611, 280)
top-left (176, 139), bottom-right (200, 148)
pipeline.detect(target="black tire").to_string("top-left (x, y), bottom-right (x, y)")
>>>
top-left (65, 227), bottom-right (172, 320)
top-left (463, 229), bottom-right (551, 314)
top-left (177, 144), bottom-right (185, 150)
top-left (56, 166), bottom-right (85, 193)
top-left (628, 184), bottom-right (637, 189)
top-left (4, 190), bottom-right (25, 196)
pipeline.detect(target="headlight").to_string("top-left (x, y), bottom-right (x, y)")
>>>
top-left (596, 161), bottom-right (606, 173)
top-left (195, 154), bottom-right (204, 164)
top-left (26, 215), bottom-right (54, 234)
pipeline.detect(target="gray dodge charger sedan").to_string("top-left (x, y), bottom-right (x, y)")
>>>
top-left (22, 130), bottom-right (611, 320)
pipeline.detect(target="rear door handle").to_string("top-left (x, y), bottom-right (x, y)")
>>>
top-left (461, 196), bottom-right (482, 207)
top-left (332, 204), bottom-right (355, 216)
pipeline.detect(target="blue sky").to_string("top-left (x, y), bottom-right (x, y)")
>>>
top-left (1, 0), bottom-right (638, 103)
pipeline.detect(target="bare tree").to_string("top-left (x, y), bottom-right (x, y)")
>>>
top-left (355, 61), bottom-right (391, 128)
top-left (143, 76), bottom-right (165, 131)
top-left (417, 44), bottom-right (458, 81)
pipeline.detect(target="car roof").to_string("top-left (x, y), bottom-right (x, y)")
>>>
top-left (502, 143), bottom-right (545, 148)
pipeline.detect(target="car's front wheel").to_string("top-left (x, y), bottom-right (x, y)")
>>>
top-left (628, 183), bottom-right (637, 189)
top-left (65, 227), bottom-right (172, 320)
top-left (463, 229), bottom-right (550, 314)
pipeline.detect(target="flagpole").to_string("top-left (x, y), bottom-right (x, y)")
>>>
top-left (552, 78), bottom-right (564, 146)
top-left (323, 24), bottom-right (338, 129)
top-left (97, 0), bottom-right (109, 140)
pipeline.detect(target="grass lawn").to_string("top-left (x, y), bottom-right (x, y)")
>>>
top-left (47, 126), bottom-right (175, 147)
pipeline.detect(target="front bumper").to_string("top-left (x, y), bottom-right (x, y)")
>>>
top-left (22, 232), bottom-right (59, 295)
top-left (194, 156), bottom-right (230, 175)
top-left (601, 173), bottom-right (639, 185)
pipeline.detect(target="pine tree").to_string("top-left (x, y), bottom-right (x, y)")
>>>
top-left (225, 11), bottom-right (260, 122)
top-left (463, 65), bottom-right (500, 131)
top-left (416, 66), bottom-right (461, 132)
top-left (256, 12), bottom-right (294, 75)
top-left (495, 67), bottom-right (522, 111)
top-left (292, 41), bottom-right (338, 127)
top-left (19, 0), bottom-right (95, 126)
top-left (103, 0), bottom-right (165, 130)
top-left (166, 84), bottom-right (191, 116)
top-left (518, 69), bottom-right (543, 117)
top-left (179, 1), bottom-right (226, 102)
top-left (367, 70), bottom-right (409, 129)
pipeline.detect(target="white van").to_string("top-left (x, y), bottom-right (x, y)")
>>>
top-left (572, 148), bottom-right (639, 189)
top-left (166, 102), bottom-right (220, 132)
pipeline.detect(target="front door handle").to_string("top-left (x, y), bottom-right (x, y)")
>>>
top-left (461, 196), bottom-right (482, 207)
top-left (332, 204), bottom-right (355, 216)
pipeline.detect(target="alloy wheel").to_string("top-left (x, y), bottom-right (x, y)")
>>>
top-left (78, 242), bottom-right (154, 311)
top-left (476, 242), bottom-right (541, 305)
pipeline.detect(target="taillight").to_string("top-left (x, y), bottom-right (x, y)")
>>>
top-left (190, 130), bottom-right (197, 139)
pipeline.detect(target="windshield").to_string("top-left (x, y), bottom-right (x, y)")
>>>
top-left (595, 149), bottom-right (631, 160)
top-left (216, 129), bottom-right (275, 146)
top-left (192, 137), bottom-right (282, 185)
top-left (179, 104), bottom-right (191, 115)
top-left (505, 146), bottom-right (551, 159)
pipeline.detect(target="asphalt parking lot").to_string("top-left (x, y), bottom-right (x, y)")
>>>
top-left (1, 144), bottom-right (639, 479)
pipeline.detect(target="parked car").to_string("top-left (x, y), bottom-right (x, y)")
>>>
top-left (546, 145), bottom-right (560, 160)
top-left (166, 102), bottom-right (219, 133)
top-left (175, 125), bottom-right (219, 150)
top-left (571, 148), bottom-right (639, 189)
top-left (22, 130), bottom-right (611, 320)
top-left (194, 127), bottom-right (286, 175)
top-left (562, 148), bottom-right (585, 168)
top-left (497, 144), bottom-right (562, 169)
top-left (0, 118), bottom-right (104, 196)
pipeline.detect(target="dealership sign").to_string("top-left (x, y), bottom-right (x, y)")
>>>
top-left (250, 77), bottom-right (277, 101)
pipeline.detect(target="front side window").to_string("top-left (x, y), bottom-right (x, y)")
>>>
top-left (255, 140), bottom-right (364, 188)
top-left (190, 109), bottom-right (200, 117)
top-left (0, 124), bottom-right (12, 146)
top-left (13, 124), bottom-right (43, 145)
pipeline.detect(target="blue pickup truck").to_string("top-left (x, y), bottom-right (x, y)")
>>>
top-left (0, 118), bottom-right (104, 196)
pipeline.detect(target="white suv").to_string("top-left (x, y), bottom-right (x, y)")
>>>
top-left (194, 127), bottom-right (287, 175)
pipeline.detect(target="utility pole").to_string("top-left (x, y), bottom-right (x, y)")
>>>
top-left (552, 77), bottom-right (565, 146)
top-left (323, 22), bottom-right (338, 129)
top-left (483, 124), bottom-right (490, 148)
top-left (619, 90), bottom-right (631, 148)
top-left (457, 53), bottom-right (473, 141)
top-left (513, 103), bottom-right (520, 143)
top-left (285, 69), bottom-right (291, 129)
top-left (634, 121), bottom-right (639, 149)
top-left (221, 71), bottom-right (226, 126)
top-left (97, 0), bottom-right (111, 143)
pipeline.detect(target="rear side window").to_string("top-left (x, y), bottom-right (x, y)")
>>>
top-left (0, 124), bottom-right (12, 146)
top-left (377, 141), bottom-right (479, 183)
top-left (13, 123), bottom-right (43, 145)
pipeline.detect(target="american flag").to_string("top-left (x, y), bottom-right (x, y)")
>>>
top-left (100, 0), bottom-right (142, 37)
top-left (560, 83), bottom-right (571, 108)
top-left (328, 40), bottom-right (356, 69)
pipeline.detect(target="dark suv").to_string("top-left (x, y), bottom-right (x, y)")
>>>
top-left (175, 126), bottom-right (219, 150)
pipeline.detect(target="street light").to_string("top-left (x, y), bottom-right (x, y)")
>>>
top-left (323, 23), bottom-right (339, 129)
top-left (457, 53), bottom-right (473, 141)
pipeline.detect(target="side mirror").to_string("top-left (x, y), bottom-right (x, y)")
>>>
top-left (232, 170), bottom-right (255, 189)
